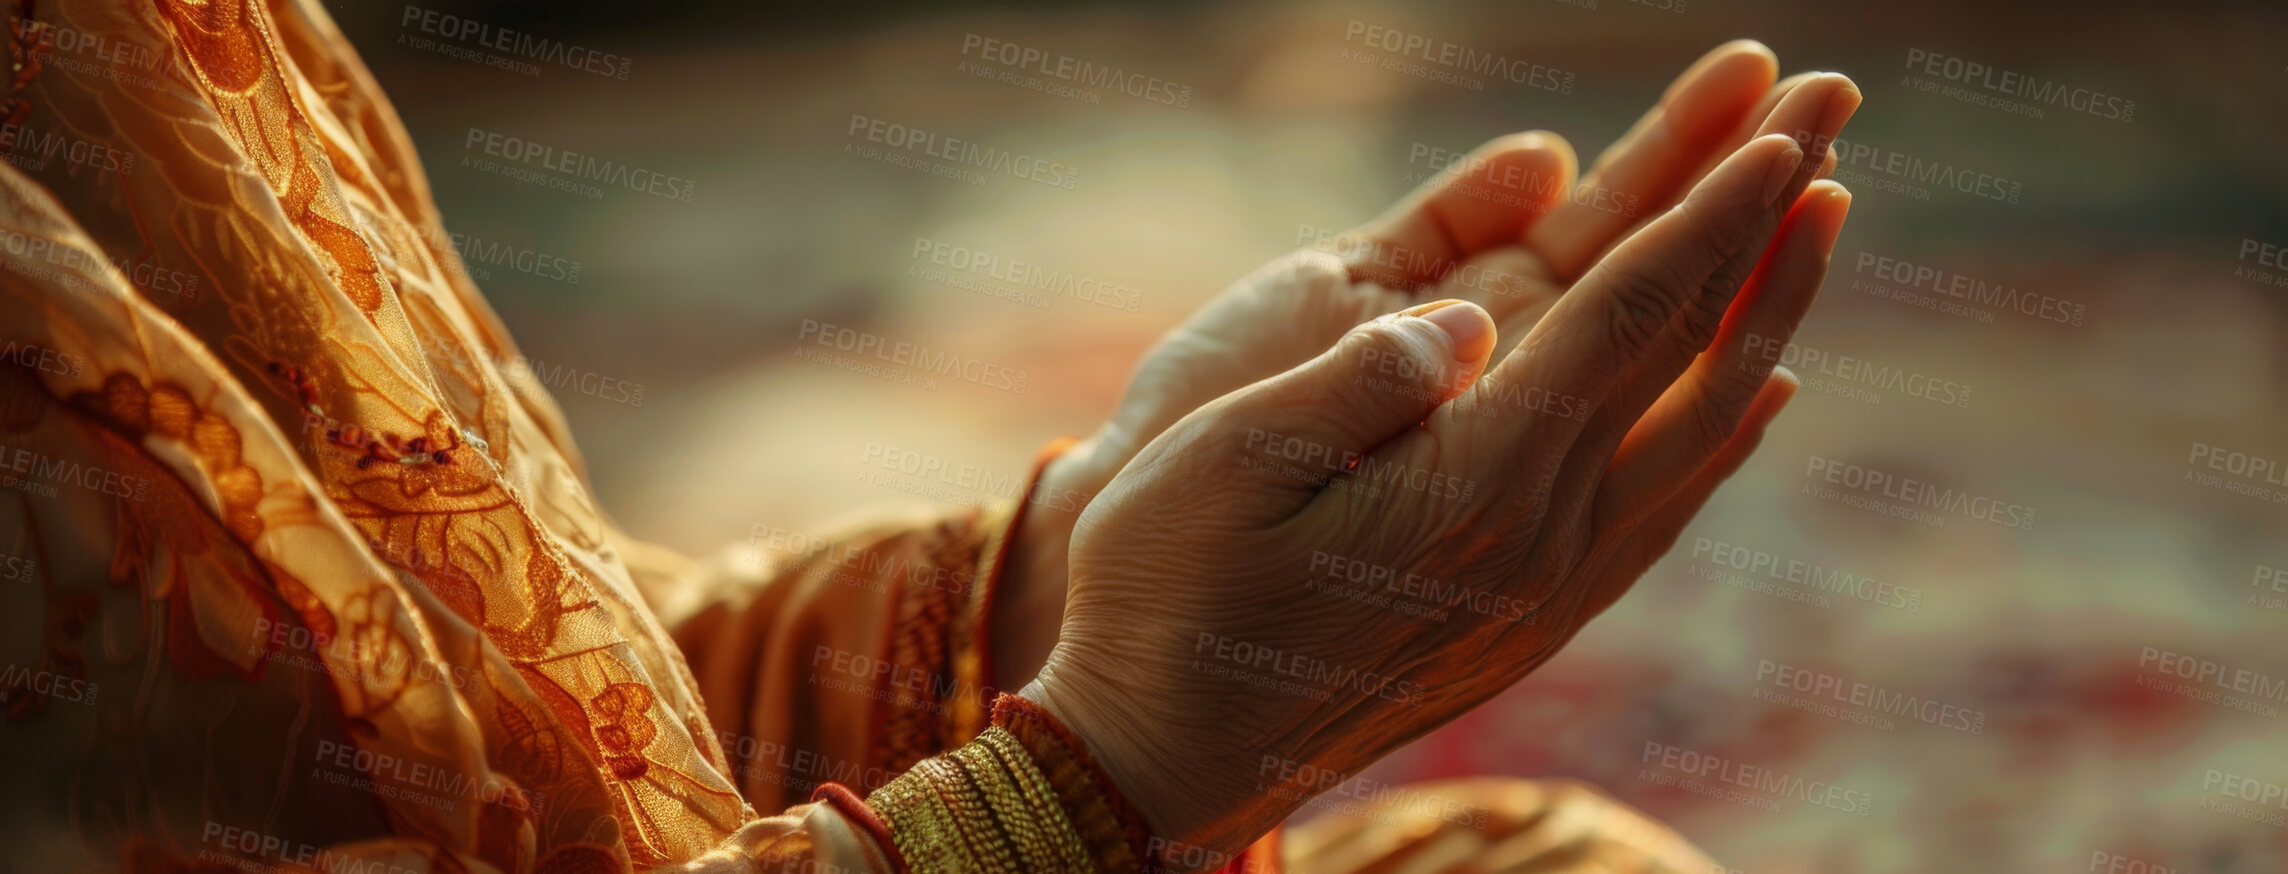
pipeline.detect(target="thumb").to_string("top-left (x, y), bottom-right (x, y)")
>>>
top-left (1217, 299), bottom-right (1497, 504)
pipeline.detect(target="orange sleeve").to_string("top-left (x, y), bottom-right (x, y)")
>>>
top-left (626, 443), bottom-right (1071, 814)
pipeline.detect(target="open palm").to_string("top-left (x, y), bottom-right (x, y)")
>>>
top-left (1000, 42), bottom-right (1861, 688)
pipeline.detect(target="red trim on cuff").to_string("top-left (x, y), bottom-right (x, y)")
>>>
top-left (991, 691), bottom-right (1159, 870)
top-left (811, 782), bottom-right (909, 873)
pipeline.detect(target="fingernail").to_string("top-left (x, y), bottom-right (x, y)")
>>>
top-left (1763, 142), bottom-right (1805, 205)
top-left (1405, 299), bottom-right (1494, 363)
top-left (1813, 80), bottom-right (1862, 153)
top-left (1816, 185), bottom-right (1853, 249)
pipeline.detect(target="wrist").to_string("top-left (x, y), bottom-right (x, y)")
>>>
top-left (1019, 664), bottom-right (1205, 862)
top-left (1021, 616), bottom-right (1309, 866)
top-left (996, 430), bottom-right (1126, 688)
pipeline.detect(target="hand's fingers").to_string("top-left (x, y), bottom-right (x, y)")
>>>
top-left (1698, 71), bottom-right (1822, 187)
top-left (1580, 73), bottom-right (1861, 274)
top-left (1441, 132), bottom-right (1804, 493)
top-left (1432, 243), bottom-right (1560, 330)
top-left (1526, 40), bottom-right (1779, 280)
top-left (1570, 71), bottom-right (1813, 271)
top-left (1717, 73), bottom-right (1857, 224)
top-left (1211, 300), bottom-right (1497, 516)
top-left (1560, 115), bottom-right (1841, 483)
top-left (1579, 369), bottom-right (1798, 622)
top-left (1595, 181), bottom-right (1850, 528)
top-left (1339, 133), bottom-right (1577, 291)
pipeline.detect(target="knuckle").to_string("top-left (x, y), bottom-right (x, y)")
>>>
top-left (1329, 324), bottom-right (1426, 409)
top-left (1700, 241), bottom-right (1767, 305)
top-left (1600, 265), bottom-right (1686, 357)
top-left (1338, 319), bottom-right (1408, 362)
top-left (1675, 184), bottom-right (1770, 264)
top-left (1689, 393), bottom-right (1740, 456)
top-left (1284, 248), bottom-right (1352, 296)
top-left (1706, 354), bottom-right (1768, 406)
top-left (1671, 287), bottom-right (1730, 353)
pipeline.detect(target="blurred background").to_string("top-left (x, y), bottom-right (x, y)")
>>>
top-left (328, 1), bottom-right (2288, 870)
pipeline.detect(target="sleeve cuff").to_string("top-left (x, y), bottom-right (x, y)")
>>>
top-left (873, 436), bottom-right (1082, 790)
top-left (947, 436), bottom-right (1081, 737)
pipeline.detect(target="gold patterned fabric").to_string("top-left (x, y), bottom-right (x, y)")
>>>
top-left (0, 0), bottom-right (991, 870)
top-left (0, 2), bottom-right (1725, 873)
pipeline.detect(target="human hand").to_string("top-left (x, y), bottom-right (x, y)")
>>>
top-left (998, 41), bottom-right (1861, 690)
top-left (1025, 122), bottom-right (1855, 861)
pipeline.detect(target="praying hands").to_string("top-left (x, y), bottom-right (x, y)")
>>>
top-left (997, 40), bottom-right (1861, 861)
